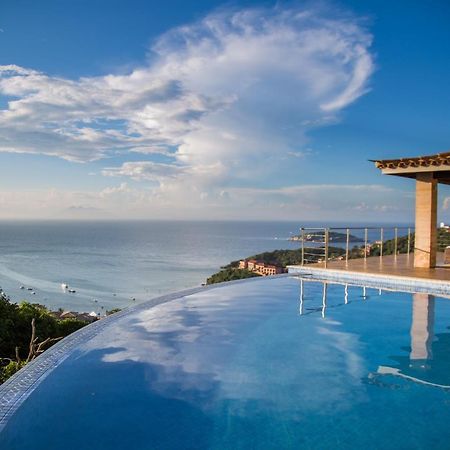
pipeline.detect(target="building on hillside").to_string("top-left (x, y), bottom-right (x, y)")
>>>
top-left (238, 259), bottom-right (284, 276)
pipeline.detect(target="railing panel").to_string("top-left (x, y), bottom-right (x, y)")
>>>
top-left (296, 226), bottom-right (415, 268)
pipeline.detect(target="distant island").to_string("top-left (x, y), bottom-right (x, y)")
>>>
top-left (289, 230), bottom-right (362, 243)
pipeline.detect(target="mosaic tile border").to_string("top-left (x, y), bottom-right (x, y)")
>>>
top-left (287, 266), bottom-right (450, 296)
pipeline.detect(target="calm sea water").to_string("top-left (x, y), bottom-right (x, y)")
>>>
top-left (0, 220), bottom-right (308, 313)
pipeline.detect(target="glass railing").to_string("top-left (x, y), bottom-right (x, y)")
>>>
top-left (297, 226), bottom-right (414, 268)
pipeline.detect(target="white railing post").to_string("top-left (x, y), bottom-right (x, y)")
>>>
top-left (345, 228), bottom-right (350, 265)
top-left (380, 228), bottom-right (384, 260)
top-left (364, 227), bottom-right (368, 260)
top-left (394, 227), bottom-right (398, 258)
top-left (324, 228), bottom-right (329, 268)
top-left (407, 227), bottom-right (411, 257)
top-left (301, 228), bottom-right (305, 266)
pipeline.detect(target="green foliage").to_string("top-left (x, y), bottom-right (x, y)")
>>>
top-left (0, 360), bottom-right (26, 384)
top-left (437, 229), bottom-right (450, 252)
top-left (366, 229), bottom-right (450, 257)
top-left (0, 292), bottom-right (88, 384)
top-left (208, 247), bottom-right (347, 284)
top-left (106, 308), bottom-right (121, 316)
top-left (0, 292), bottom-right (18, 359)
top-left (234, 246), bottom-right (346, 268)
top-left (368, 232), bottom-right (414, 257)
top-left (206, 268), bottom-right (261, 285)
top-left (56, 318), bottom-right (88, 336)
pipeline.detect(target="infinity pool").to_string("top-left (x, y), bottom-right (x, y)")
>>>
top-left (1, 275), bottom-right (450, 449)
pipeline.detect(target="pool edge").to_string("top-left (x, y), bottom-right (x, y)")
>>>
top-left (288, 265), bottom-right (450, 296)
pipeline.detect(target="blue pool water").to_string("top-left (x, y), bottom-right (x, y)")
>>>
top-left (1, 275), bottom-right (450, 449)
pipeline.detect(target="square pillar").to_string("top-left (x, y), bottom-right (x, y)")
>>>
top-left (414, 173), bottom-right (437, 268)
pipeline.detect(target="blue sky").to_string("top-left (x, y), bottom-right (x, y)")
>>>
top-left (0, 0), bottom-right (449, 221)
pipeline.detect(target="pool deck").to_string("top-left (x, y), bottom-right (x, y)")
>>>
top-left (288, 253), bottom-right (450, 296)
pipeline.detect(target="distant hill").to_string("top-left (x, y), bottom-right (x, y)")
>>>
top-left (207, 246), bottom-right (348, 285)
top-left (206, 268), bottom-right (261, 285)
top-left (226, 246), bottom-right (347, 269)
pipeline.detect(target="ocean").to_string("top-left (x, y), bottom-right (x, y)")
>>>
top-left (0, 220), bottom-right (309, 314)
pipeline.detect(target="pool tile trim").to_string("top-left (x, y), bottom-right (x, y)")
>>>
top-left (288, 265), bottom-right (450, 296)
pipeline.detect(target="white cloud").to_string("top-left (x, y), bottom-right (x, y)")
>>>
top-left (0, 4), bottom-right (379, 218)
top-left (0, 5), bottom-right (372, 165)
top-left (102, 161), bottom-right (186, 181)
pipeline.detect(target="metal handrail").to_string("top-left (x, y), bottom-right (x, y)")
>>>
top-left (298, 226), bottom-right (414, 268)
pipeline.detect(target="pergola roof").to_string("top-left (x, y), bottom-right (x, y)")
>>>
top-left (372, 151), bottom-right (450, 185)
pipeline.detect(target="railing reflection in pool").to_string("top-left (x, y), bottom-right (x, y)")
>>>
top-left (298, 278), bottom-right (450, 390)
top-left (298, 277), bottom-right (381, 319)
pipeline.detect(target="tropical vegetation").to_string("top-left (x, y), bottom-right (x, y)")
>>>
top-left (0, 291), bottom-right (88, 383)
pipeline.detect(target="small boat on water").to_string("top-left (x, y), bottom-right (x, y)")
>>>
top-left (20, 286), bottom-right (25, 290)
top-left (68, 289), bottom-right (76, 294)
top-left (61, 283), bottom-right (68, 289)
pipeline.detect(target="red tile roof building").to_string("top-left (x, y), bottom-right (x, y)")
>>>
top-left (238, 259), bottom-right (284, 276)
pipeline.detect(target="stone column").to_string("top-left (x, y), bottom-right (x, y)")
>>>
top-left (414, 173), bottom-right (437, 268)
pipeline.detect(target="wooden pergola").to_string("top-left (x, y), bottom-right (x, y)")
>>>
top-left (373, 151), bottom-right (450, 269)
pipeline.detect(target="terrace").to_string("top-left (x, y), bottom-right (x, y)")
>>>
top-left (288, 151), bottom-right (450, 294)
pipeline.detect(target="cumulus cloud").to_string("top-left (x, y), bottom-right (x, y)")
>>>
top-left (0, 5), bottom-right (372, 166)
top-left (102, 161), bottom-right (186, 181)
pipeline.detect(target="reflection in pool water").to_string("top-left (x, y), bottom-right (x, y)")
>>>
top-left (1, 276), bottom-right (450, 449)
top-left (371, 293), bottom-right (450, 390)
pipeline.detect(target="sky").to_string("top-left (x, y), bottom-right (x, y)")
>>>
top-left (0, 0), bottom-right (449, 222)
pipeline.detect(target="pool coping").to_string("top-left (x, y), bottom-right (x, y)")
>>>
top-left (288, 265), bottom-right (450, 296)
